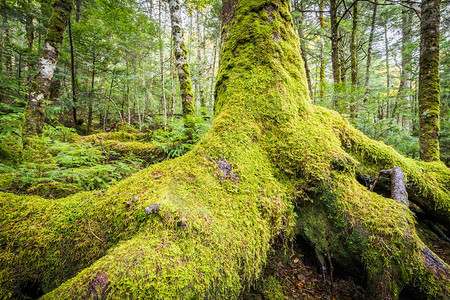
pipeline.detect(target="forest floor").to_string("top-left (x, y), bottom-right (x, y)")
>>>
top-left (243, 239), bottom-right (366, 300)
top-left (1, 123), bottom-right (449, 299)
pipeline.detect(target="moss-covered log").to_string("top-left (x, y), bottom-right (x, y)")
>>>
top-left (22, 0), bottom-right (73, 139)
top-left (419, 0), bottom-right (441, 161)
top-left (1, 1), bottom-right (449, 299)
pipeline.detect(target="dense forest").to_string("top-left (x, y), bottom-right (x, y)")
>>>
top-left (0, 0), bottom-right (449, 299)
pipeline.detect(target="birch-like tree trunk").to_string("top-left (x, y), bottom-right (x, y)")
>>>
top-left (168, 0), bottom-right (195, 116)
top-left (419, 0), bottom-right (441, 161)
top-left (23, 0), bottom-right (73, 139)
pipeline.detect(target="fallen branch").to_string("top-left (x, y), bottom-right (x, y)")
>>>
top-left (88, 220), bottom-right (105, 242)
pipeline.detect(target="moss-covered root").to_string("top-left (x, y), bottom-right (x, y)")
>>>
top-left (0, 129), bottom-right (292, 299)
top-left (296, 172), bottom-right (449, 299)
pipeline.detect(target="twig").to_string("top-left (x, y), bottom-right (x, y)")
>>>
top-left (370, 169), bottom-right (392, 192)
top-left (73, 196), bottom-right (92, 211)
top-left (88, 220), bottom-right (105, 242)
top-left (0, 188), bottom-right (25, 194)
top-left (327, 252), bottom-right (334, 300)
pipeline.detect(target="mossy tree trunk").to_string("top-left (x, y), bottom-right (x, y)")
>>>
top-left (1, 1), bottom-right (449, 299)
top-left (168, 0), bottom-right (195, 117)
top-left (419, 0), bottom-right (441, 162)
top-left (22, 0), bottom-right (73, 139)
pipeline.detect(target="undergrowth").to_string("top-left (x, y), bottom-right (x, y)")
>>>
top-left (0, 116), bottom-right (211, 198)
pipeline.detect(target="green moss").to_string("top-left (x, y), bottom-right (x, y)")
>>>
top-left (1, 0), bottom-right (449, 299)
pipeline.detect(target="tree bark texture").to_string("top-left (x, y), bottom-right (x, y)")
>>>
top-left (1, 1), bottom-right (449, 299)
top-left (318, 0), bottom-right (326, 101)
top-left (419, 0), bottom-right (441, 161)
top-left (68, 18), bottom-right (77, 124)
top-left (330, 0), bottom-right (340, 87)
top-left (168, 0), bottom-right (195, 116)
top-left (396, 8), bottom-right (412, 124)
top-left (350, 2), bottom-right (358, 119)
top-left (22, 0), bottom-right (73, 138)
top-left (363, 0), bottom-right (377, 102)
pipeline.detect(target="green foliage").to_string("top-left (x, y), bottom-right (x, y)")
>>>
top-left (148, 115), bottom-right (211, 158)
top-left (0, 125), bottom-right (147, 198)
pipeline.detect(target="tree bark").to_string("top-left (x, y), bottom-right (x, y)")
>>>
top-left (318, 0), bottom-right (326, 102)
top-left (396, 8), bottom-right (412, 125)
top-left (363, 0), bottom-right (377, 102)
top-left (168, 0), bottom-right (195, 116)
top-left (384, 19), bottom-right (391, 112)
top-left (159, 0), bottom-right (167, 128)
top-left (1, 1), bottom-right (449, 299)
top-left (87, 54), bottom-right (95, 134)
top-left (330, 0), bottom-right (340, 88)
top-left (22, 0), bottom-right (73, 139)
top-left (349, 2), bottom-right (358, 120)
top-left (419, 0), bottom-right (441, 161)
top-left (69, 17), bottom-right (77, 124)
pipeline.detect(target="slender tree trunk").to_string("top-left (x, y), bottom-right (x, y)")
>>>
top-left (384, 20), bottom-right (390, 118)
top-left (87, 54), bottom-right (95, 133)
top-left (419, 0), bottom-right (441, 161)
top-left (339, 28), bottom-right (347, 84)
top-left (349, 2), bottom-right (358, 120)
top-left (396, 8), bottom-right (412, 124)
top-left (330, 0), bottom-right (340, 89)
top-left (168, 0), bottom-right (195, 116)
top-left (68, 18), bottom-right (77, 124)
top-left (25, 4), bottom-right (34, 72)
top-left (23, 0), bottom-right (73, 139)
top-left (159, 0), bottom-right (167, 128)
top-left (210, 36), bottom-right (218, 109)
top-left (196, 2), bottom-right (204, 112)
top-left (363, 0), bottom-right (377, 102)
top-left (126, 54), bottom-right (131, 125)
top-left (318, 0), bottom-right (326, 101)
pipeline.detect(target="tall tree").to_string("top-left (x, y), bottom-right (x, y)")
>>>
top-left (349, 1), bottom-right (358, 119)
top-left (168, 0), bottom-right (195, 116)
top-left (419, 0), bottom-right (441, 161)
top-left (363, 0), bottom-right (377, 101)
top-left (318, 0), bottom-right (326, 101)
top-left (1, 1), bottom-right (449, 299)
top-left (68, 17), bottom-right (78, 124)
top-left (159, 0), bottom-right (167, 127)
top-left (396, 7), bottom-right (413, 125)
top-left (22, 0), bottom-right (73, 138)
top-left (330, 0), bottom-right (340, 89)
